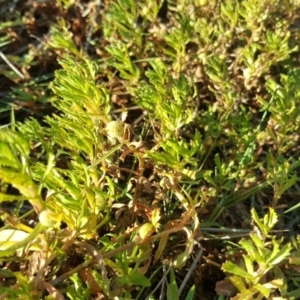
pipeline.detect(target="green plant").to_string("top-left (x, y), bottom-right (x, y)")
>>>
top-left (222, 208), bottom-right (292, 299)
top-left (2, 0), bottom-right (300, 299)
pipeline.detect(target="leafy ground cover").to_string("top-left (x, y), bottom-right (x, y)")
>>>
top-left (1, 0), bottom-right (300, 299)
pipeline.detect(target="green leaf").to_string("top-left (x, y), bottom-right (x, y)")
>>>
top-left (0, 130), bottom-right (30, 158)
top-left (239, 238), bottom-right (256, 259)
top-left (0, 223), bottom-right (44, 257)
top-left (127, 269), bottom-right (151, 287)
top-left (236, 288), bottom-right (260, 300)
top-left (267, 242), bottom-right (292, 266)
top-left (230, 275), bottom-right (247, 292)
top-left (184, 284), bottom-right (195, 300)
top-left (173, 231), bottom-right (194, 268)
top-left (0, 167), bottom-right (39, 200)
top-left (138, 223), bottom-right (155, 240)
top-left (253, 283), bottom-right (271, 298)
top-left (167, 269), bottom-right (179, 300)
top-left (0, 141), bottom-right (21, 168)
top-left (222, 261), bottom-right (254, 281)
top-left (0, 230), bottom-right (30, 250)
top-left (264, 208), bottom-right (278, 232)
top-left (289, 250), bottom-right (300, 265)
top-left (146, 59), bottom-right (167, 88)
top-left (14, 272), bottom-right (33, 294)
top-left (280, 174), bottom-right (298, 196)
top-left (286, 287), bottom-right (300, 299)
top-left (250, 234), bottom-right (268, 260)
top-left (251, 208), bottom-right (266, 236)
top-left (243, 255), bottom-right (254, 275)
top-left (0, 193), bottom-right (27, 202)
top-left (48, 20), bottom-right (80, 56)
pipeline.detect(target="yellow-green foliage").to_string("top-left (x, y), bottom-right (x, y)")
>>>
top-left (1, 0), bottom-right (300, 299)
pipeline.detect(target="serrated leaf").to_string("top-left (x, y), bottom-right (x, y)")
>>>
top-left (0, 157), bottom-right (19, 169)
top-left (264, 207), bottom-right (278, 231)
top-left (251, 208), bottom-right (266, 236)
top-left (267, 242), bottom-right (292, 266)
top-left (250, 234), bottom-right (268, 259)
top-left (231, 287), bottom-right (258, 300)
top-left (222, 261), bottom-right (254, 281)
top-left (249, 233), bottom-right (264, 251)
top-left (239, 238), bottom-right (256, 258)
top-left (267, 238), bottom-right (280, 262)
top-left (263, 278), bottom-right (284, 290)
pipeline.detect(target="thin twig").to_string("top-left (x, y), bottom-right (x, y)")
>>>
top-left (80, 241), bottom-right (107, 280)
top-left (200, 227), bottom-right (289, 240)
top-left (84, 0), bottom-right (102, 53)
top-left (50, 257), bottom-right (94, 286)
top-left (0, 50), bottom-right (24, 79)
top-left (178, 242), bottom-right (203, 296)
top-left (145, 265), bottom-right (171, 300)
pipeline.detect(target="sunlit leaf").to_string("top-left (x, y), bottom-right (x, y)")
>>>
top-left (139, 223), bottom-right (155, 241)
top-left (0, 229), bottom-right (30, 250)
top-left (229, 275), bottom-right (247, 292)
top-left (222, 261), bottom-right (254, 281)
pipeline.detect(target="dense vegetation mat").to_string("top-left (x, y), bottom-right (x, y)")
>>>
top-left (1, 0), bottom-right (300, 299)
